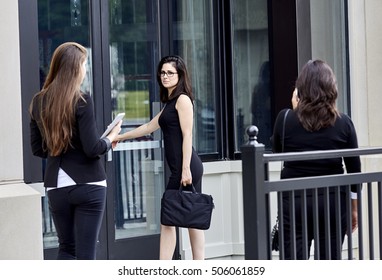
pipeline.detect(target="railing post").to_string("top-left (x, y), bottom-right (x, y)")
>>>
top-left (241, 125), bottom-right (269, 259)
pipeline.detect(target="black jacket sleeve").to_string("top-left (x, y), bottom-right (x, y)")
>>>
top-left (30, 105), bottom-right (48, 158)
top-left (342, 114), bottom-right (361, 173)
top-left (341, 114), bottom-right (361, 194)
top-left (75, 93), bottom-right (110, 158)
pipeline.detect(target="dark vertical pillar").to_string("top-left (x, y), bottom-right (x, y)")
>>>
top-left (241, 126), bottom-right (269, 259)
top-left (268, 0), bottom-right (298, 120)
top-left (296, 0), bottom-right (312, 70)
top-left (18, 0), bottom-right (41, 183)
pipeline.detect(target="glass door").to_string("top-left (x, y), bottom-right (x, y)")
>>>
top-left (105, 0), bottom-right (165, 259)
top-left (36, 0), bottom-right (165, 259)
top-left (36, 0), bottom-right (95, 259)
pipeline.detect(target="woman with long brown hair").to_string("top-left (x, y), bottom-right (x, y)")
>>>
top-left (29, 42), bottom-right (121, 259)
top-left (271, 59), bottom-right (361, 259)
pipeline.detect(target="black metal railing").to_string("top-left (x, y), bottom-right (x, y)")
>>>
top-left (241, 125), bottom-right (382, 260)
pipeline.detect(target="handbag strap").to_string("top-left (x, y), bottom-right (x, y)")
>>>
top-left (273, 109), bottom-right (290, 241)
top-left (282, 109), bottom-right (290, 153)
top-left (274, 109), bottom-right (290, 240)
top-left (179, 184), bottom-right (197, 193)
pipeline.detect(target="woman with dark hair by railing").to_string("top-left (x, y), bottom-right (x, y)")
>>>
top-left (271, 59), bottom-right (361, 259)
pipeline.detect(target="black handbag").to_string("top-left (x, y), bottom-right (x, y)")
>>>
top-left (271, 217), bottom-right (279, 251)
top-left (271, 109), bottom-right (290, 251)
top-left (160, 185), bottom-right (214, 230)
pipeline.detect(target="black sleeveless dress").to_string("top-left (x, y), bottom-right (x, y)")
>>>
top-left (158, 94), bottom-right (203, 192)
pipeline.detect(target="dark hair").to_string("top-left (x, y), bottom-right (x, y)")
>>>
top-left (156, 55), bottom-right (194, 103)
top-left (295, 59), bottom-right (340, 131)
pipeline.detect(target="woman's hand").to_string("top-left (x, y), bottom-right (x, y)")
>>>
top-left (181, 166), bottom-right (192, 186)
top-left (106, 120), bottom-right (122, 143)
top-left (115, 134), bottom-right (124, 142)
top-left (291, 88), bottom-right (299, 109)
top-left (351, 199), bottom-right (358, 233)
top-left (111, 141), bottom-right (119, 149)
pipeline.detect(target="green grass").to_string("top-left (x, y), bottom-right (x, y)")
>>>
top-left (116, 90), bottom-right (149, 119)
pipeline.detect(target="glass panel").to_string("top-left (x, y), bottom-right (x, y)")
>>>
top-left (310, 0), bottom-right (348, 113)
top-left (109, 0), bottom-right (164, 239)
top-left (171, 0), bottom-right (217, 154)
top-left (231, 0), bottom-right (271, 150)
top-left (37, 0), bottom-right (92, 249)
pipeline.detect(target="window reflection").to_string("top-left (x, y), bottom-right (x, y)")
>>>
top-left (251, 61), bottom-right (271, 146)
top-left (231, 0), bottom-right (348, 150)
top-left (231, 0), bottom-right (271, 149)
top-left (109, 0), bottom-right (164, 239)
top-left (172, 0), bottom-right (217, 154)
top-left (310, 0), bottom-right (348, 113)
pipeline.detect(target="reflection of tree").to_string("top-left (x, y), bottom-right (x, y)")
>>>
top-left (251, 61), bottom-right (271, 145)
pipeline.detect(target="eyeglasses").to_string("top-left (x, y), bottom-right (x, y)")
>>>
top-left (160, 71), bottom-right (178, 78)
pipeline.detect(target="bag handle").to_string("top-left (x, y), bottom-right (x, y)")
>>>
top-left (178, 184), bottom-right (197, 193)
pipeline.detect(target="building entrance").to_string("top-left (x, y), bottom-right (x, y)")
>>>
top-left (34, 0), bottom-right (165, 260)
top-left (21, 0), bottom-right (218, 259)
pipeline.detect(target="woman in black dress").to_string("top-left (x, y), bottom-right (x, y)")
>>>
top-left (271, 60), bottom-right (361, 259)
top-left (116, 55), bottom-right (204, 260)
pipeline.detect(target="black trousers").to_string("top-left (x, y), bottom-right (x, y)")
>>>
top-left (47, 184), bottom-right (106, 260)
top-left (281, 191), bottom-right (347, 260)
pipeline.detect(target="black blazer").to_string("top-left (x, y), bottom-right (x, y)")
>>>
top-left (30, 93), bottom-right (110, 187)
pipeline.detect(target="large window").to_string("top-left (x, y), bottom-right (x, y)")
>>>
top-left (310, 0), bottom-right (349, 113)
top-left (231, 0), bottom-right (270, 150)
top-left (171, 0), bottom-right (217, 155)
top-left (230, 0), bottom-right (349, 151)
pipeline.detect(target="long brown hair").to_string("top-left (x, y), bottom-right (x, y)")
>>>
top-left (295, 60), bottom-right (340, 131)
top-left (29, 42), bottom-right (87, 156)
top-left (156, 55), bottom-right (194, 103)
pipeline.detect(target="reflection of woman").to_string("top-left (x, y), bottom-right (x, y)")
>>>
top-left (29, 42), bottom-right (121, 259)
top-left (251, 61), bottom-right (271, 145)
top-left (271, 60), bottom-right (361, 259)
top-left (116, 55), bottom-right (205, 260)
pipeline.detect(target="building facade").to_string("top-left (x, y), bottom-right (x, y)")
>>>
top-left (1, 0), bottom-right (381, 260)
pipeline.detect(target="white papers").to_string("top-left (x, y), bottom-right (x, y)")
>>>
top-left (100, 113), bottom-right (125, 138)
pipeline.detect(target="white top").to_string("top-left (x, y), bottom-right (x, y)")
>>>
top-left (47, 168), bottom-right (106, 191)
